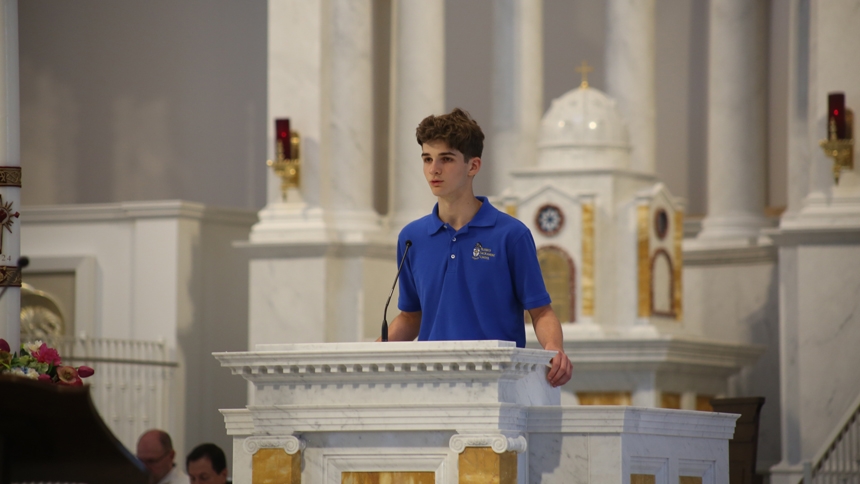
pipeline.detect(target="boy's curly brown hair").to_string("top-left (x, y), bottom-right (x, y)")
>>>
top-left (415, 108), bottom-right (484, 161)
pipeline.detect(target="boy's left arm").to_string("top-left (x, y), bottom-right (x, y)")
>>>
top-left (528, 304), bottom-right (572, 387)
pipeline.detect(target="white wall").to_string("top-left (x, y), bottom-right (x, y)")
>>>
top-left (19, 0), bottom-right (268, 210)
top-left (18, 0), bottom-right (789, 217)
top-left (21, 201), bottom-right (257, 463)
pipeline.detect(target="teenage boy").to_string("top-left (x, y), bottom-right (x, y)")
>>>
top-left (384, 108), bottom-right (572, 387)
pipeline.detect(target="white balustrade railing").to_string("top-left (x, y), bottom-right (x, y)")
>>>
top-left (46, 335), bottom-right (178, 452)
top-left (805, 392), bottom-right (860, 484)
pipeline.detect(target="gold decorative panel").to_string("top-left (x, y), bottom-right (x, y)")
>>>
top-left (576, 392), bottom-right (632, 406)
top-left (637, 204), bottom-right (651, 317)
top-left (342, 472), bottom-right (435, 484)
top-left (458, 447), bottom-right (517, 484)
top-left (581, 203), bottom-right (595, 316)
top-left (0, 166), bottom-right (21, 187)
top-left (673, 210), bottom-right (684, 319)
top-left (537, 246), bottom-right (575, 323)
top-left (696, 395), bottom-right (714, 412)
top-left (253, 448), bottom-right (301, 484)
top-left (680, 477), bottom-right (703, 484)
top-left (631, 474), bottom-right (656, 484)
top-left (661, 392), bottom-right (681, 409)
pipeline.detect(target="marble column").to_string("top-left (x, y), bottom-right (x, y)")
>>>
top-left (782, 0), bottom-right (810, 220)
top-left (242, 0), bottom-right (392, 355)
top-left (327, 0), bottom-right (380, 234)
top-left (697, 0), bottom-right (768, 241)
top-left (605, 0), bottom-right (656, 175)
top-left (252, 0), bottom-right (327, 242)
top-left (254, 0), bottom-right (379, 241)
top-left (0, 0), bottom-right (19, 349)
top-left (491, 0), bottom-right (543, 196)
top-left (389, 0), bottom-right (445, 234)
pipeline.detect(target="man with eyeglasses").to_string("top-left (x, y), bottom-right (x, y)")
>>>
top-left (136, 429), bottom-right (190, 484)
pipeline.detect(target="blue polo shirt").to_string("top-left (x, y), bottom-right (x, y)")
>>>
top-left (397, 197), bottom-right (551, 347)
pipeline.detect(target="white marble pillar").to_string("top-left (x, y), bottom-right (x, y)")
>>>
top-left (254, 0), bottom-right (380, 241)
top-left (389, 0), bottom-right (445, 234)
top-left (327, 0), bottom-right (380, 234)
top-left (782, 0), bottom-right (810, 220)
top-left (697, 0), bottom-right (768, 241)
top-left (252, 0), bottom-right (327, 242)
top-left (490, 0), bottom-right (543, 196)
top-left (0, 0), bottom-right (19, 349)
top-left (605, 0), bottom-right (656, 175)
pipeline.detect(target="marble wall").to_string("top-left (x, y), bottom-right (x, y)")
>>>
top-left (683, 253), bottom-right (781, 471)
top-left (17, 0), bottom-right (790, 216)
top-left (20, 201), bottom-right (257, 460)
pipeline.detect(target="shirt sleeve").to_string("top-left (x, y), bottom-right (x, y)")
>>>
top-left (509, 229), bottom-right (552, 310)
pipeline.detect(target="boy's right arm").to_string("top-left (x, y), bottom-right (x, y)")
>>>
top-left (378, 310), bottom-right (422, 341)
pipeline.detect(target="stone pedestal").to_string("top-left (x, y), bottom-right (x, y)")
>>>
top-left (216, 340), bottom-right (738, 483)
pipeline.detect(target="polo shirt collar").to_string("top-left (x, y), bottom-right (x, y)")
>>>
top-left (426, 196), bottom-right (498, 235)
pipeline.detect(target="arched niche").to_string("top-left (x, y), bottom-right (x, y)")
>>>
top-left (536, 245), bottom-right (576, 323)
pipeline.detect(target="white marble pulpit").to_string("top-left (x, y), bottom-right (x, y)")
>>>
top-left (216, 341), bottom-right (738, 483)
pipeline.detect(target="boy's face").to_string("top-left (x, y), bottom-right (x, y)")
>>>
top-left (422, 140), bottom-right (480, 200)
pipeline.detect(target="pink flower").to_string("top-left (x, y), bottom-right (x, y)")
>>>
top-left (31, 343), bottom-right (62, 366)
top-left (0, 338), bottom-right (9, 353)
top-left (77, 366), bottom-right (95, 378)
top-left (38, 373), bottom-right (53, 382)
top-left (56, 365), bottom-right (79, 385)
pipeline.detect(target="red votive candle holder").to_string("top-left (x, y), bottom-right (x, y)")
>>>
top-left (275, 118), bottom-right (291, 159)
top-left (828, 93), bottom-right (847, 139)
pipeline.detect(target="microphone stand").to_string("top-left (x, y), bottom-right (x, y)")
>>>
top-left (381, 241), bottom-right (412, 342)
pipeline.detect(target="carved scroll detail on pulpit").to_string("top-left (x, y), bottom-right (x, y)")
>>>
top-left (449, 433), bottom-right (527, 454)
top-left (243, 435), bottom-right (306, 455)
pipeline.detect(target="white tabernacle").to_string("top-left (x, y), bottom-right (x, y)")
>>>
top-left (216, 340), bottom-right (737, 483)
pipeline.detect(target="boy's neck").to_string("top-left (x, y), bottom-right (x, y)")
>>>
top-left (437, 192), bottom-right (482, 231)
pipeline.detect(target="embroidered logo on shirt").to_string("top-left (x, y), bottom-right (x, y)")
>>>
top-left (472, 242), bottom-right (496, 260)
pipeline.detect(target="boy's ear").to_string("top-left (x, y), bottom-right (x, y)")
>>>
top-left (468, 157), bottom-right (482, 176)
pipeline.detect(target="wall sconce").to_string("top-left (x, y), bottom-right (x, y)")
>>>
top-left (819, 93), bottom-right (854, 184)
top-left (267, 118), bottom-right (301, 200)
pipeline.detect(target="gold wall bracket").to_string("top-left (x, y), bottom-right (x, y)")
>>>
top-left (820, 112), bottom-right (854, 184)
top-left (267, 130), bottom-right (302, 200)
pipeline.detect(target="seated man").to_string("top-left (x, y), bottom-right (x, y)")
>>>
top-left (186, 443), bottom-right (229, 484)
top-left (136, 429), bottom-right (190, 484)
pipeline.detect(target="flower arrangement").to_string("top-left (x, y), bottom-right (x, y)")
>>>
top-left (0, 338), bottom-right (94, 385)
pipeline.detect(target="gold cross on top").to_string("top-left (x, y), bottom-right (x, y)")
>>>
top-left (576, 60), bottom-right (594, 89)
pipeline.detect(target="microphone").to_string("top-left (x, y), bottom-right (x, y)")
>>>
top-left (381, 240), bottom-right (412, 342)
top-left (0, 256), bottom-right (30, 302)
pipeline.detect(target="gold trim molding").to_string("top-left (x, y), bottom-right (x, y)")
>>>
top-left (673, 210), bottom-right (684, 320)
top-left (458, 447), bottom-right (517, 484)
top-left (581, 203), bottom-right (595, 317)
top-left (0, 167), bottom-right (21, 187)
top-left (0, 265), bottom-right (22, 287)
top-left (637, 204), bottom-right (651, 317)
top-left (343, 472), bottom-right (435, 484)
top-left (253, 448), bottom-right (301, 484)
top-left (577, 391), bottom-right (632, 406)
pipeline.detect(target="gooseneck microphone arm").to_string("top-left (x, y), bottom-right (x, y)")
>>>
top-left (381, 240), bottom-right (412, 342)
top-left (0, 256), bottom-right (29, 302)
